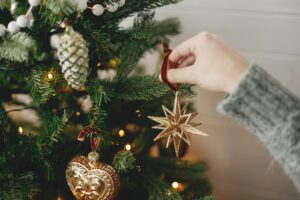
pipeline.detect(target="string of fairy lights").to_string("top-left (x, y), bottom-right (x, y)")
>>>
top-left (3, 0), bottom-right (187, 198)
top-left (16, 109), bottom-right (186, 200)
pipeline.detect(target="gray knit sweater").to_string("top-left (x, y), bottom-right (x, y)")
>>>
top-left (218, 64), bottom-right (300, 193)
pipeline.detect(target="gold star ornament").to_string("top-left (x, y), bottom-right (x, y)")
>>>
top-left (148, 91), bottom-right (208, 157)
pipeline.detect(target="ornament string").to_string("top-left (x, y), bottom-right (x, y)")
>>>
top-left (77, 128), bottom-right (101, 152)
top-left (161, 42), bottom-right (180, 91)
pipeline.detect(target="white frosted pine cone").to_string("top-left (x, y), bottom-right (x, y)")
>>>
top-left (57, 26), bottom-right (89, 90)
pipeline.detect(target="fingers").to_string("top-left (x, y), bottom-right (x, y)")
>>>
top-left (169, 35), bottom-right (198, 63)
top-left (167, 66), bottom-right (196, 84)
top-left (177, 55), bottom-right (195, 69)
top-left (159, 56), bottom-right (196, 84)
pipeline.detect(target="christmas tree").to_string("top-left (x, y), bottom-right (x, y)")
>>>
top-left (0, 0), bottom-right (212, 199)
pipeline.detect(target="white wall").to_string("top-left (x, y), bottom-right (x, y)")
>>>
top-left (154, 0), bottom-right (300, 199)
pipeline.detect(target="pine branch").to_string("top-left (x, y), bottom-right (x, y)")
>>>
top-left (116, 14), bottom-right (180, 78)
top-left (128, 14), bottom-right (180, 44)
top-left (138, 169), bottom-right (182, 200)
top-left (44, 0), bottom-right (76, 15)
top-left (146, 18), bottom-right (181, 41)
top-left (116, 75), bottom-right (168, 101)
top-left (116, 40), bottom-right (150, 77)
top-left (194, 196), bottom-right (215, 200)
top-left (179, 85), bottom-right (196, 97)
top-left (45, 110), bottom-right (70, 143)
top-left (113, 150), bottom-right (136, 173)
top-left (143, 157), bottom-right (207, 181)
top-left (0, 172), bottom-right (40, 200)
top-left (78, 20), bottom-right (115, 59)
top-left (0, 104), bottom-right (10, 131)
top-left (28, 69), bottom-right (56, 104)
top-left (87, 81), bottom-right (113, 129)
top-left (37, 110), bottom-right (71, 159)
top-left (88, 80), bottom-right (115, 105)
top-left (102, 0), bottom-right (182, 25)
top-left (89, 106), bottom-right (107, 130)
top-left (0, 33), bottom-right (46, 63)
top-left (0, 0), bottom-right (10, 10)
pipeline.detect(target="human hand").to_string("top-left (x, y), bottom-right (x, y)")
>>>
top-left (166, 32), bottom-right (248, 93)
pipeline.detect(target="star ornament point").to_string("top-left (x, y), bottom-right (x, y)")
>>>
top-left (148, 92), bottom-right (208, 157)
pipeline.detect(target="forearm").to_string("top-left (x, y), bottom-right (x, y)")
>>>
top-left (218, 64), bottom-right (300, 192)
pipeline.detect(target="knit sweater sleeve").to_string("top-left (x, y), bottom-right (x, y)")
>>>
top-left (217, 64), bottom-right (300, 192)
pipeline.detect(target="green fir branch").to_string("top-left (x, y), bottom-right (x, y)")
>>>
top-left (0, 0), bottom-right (10, 9)
top-left (113, 150), bottom-right (136, 173)
top-left (89, 106), bottom-right (107, 130)
top-left (87, 81), bottom-right (113, 129)
top-left (0, 104), bottom-right (9, 131)
top-left (45, 110), bottom-right (70, 143)
top-left (128, 13), bottom-right (180, 44)
top-left (102, 0), bottom-right (182, 24)
top-left (144, 157), bottom-right (208, 182)
top-left (179, 85), bottom-right (196, 97)
top-left (37, 110), bottom-right (71, 158)
top-left (194, 195), bottom-right (215, 200)
top-left (28, 69), bottom-right (56, 104)
top-left (146, 18), bottom-right (181, 43)
top-left (116, 75), bottom-right (168, 101)
top-left (117, 40), bottom-right (150, 77)
top-left (78, 20), bottom-right (115, 60)
top-left (44, 0), bottom-right (76, 15)
top-left (88, 80), bottom-right (115, 105)
top-left (0, 33), bottom-right (38, 63)
top-left (0, 172), bottom-right (40, 200)
top-left (116, 14), bottom-right (180, 78)
top-left (139, 169), bottom-right (182, 200)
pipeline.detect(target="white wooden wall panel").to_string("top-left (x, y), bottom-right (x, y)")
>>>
top-left (156, 10), bottom-right (300, 56)
top-left (167, 0), bottom-right (300, 14)
top-left (152, 0), bottom-right (300, 199)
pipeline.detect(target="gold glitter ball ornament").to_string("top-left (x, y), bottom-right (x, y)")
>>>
top-left (66, 152), bottom-right (120, 200)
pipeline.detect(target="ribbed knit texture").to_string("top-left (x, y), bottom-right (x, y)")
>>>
top-left (218, 64), bottom-right (300, 193)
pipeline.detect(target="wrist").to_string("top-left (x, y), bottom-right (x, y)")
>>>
top-left (226, 58), bottom-right (248, 93)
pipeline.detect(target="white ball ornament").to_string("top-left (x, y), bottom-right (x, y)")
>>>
top-left (28, 0), bottom-right (41, 7)
top-left (77, 0), bottom-right (88, 12)
top-left (50, 34), bottom-right (60, 49)
top-left (0, 24), bottom-right (6, 37)
top-left (16, 15), bottom-right (29, 28)
top-left (106, 3), bottom-right (118, 13)
top-left (118, 0), bottom-right (126, 7)
top-left (7, 21), bottom-right (20, 33)
top-left (92, 4), bottom-right (104, 16)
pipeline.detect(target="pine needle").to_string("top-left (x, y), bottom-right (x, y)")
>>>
top-left (0, 33), bottom-right (37, 63)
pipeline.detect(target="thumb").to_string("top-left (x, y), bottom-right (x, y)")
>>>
top-left (166, 66), bottom-right (196, 84)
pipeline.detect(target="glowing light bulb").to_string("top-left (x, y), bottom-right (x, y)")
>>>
top-left (118, 129), bottom-right (125, 137)
top-left (171, 181), bottom-right (184, 192)
top-left (18, 127), bottom-right (23, 134)
top-left (172, 182), bottom-right (179, 189)
top-left (125, 144), bottom-right (131, 151)
top-left (75, 111), bottom-right (81, 117)
top-left (47, 72), bottom-right (54, 80)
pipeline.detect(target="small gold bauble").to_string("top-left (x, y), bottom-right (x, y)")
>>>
top-left (66, 152), bottom-right (120, 200)
top-left (108, 58), bottom-right (119, 69)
